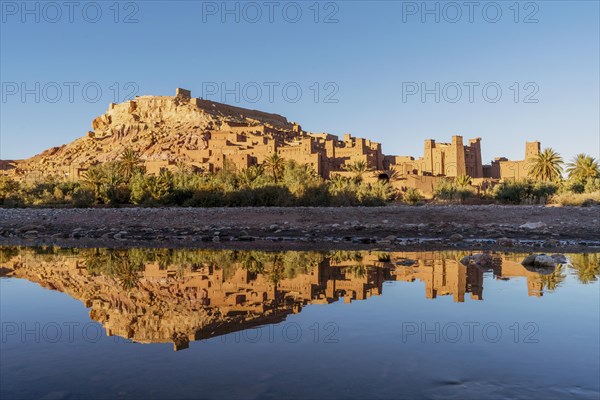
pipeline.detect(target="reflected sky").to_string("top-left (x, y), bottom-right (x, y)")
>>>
top-left (1, 247), bottom-right (599, 399)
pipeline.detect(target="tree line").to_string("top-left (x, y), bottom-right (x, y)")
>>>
top-left (0, 147), bottom-right (598, 207)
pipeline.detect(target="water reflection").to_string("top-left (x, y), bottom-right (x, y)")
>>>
top-left (1, 247), bottom-right (598, 351)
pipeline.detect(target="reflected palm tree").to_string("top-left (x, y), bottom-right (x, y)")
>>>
top-left (329, 250), bottom-right (364, 264)
top-left (282, 252), bottom-right (319, 279)
top-left (345, 264), bottom-right (368, 279)
top-left (569, 253), bottom-right (600, 284)
top-left (83, 249), bottom-right (142, 290)
top-left (539, 264), bottom-right (567, 292)
top-left (114, 261), bottom-right (142, 290)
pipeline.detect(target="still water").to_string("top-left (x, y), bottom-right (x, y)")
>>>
top-left (1, 247), bottom-right (599, 399)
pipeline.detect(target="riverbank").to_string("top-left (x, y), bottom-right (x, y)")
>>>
top-left (1, 205), bottom-right (599, 252)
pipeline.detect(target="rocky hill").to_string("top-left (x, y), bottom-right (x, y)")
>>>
top-left (4, 88), bottom-right (303, 180)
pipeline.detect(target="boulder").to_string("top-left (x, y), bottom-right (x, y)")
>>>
top-left (534, 255), bottom-right (556, 268)
top-left (520, 222), bottom-right (547, 230)
top-left (460, 253), bottom-right (493, 269)
top-left (497, 237), bottom-right (514, 247)
top-left (550, 254), bottom-right (568, 264)
top-left (521, 254), bottom-right (538, 266)
top-left (449, 234), bottom-right (464, 242)
top-left (521, 253), bottom-right (568, 269)
top-left (543, 239), bottom-right (560, 248)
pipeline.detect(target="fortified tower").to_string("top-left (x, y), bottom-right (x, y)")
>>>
top-left (449, 135), bottom-right (466, 177)
top-left (525, 141), bottom-right (540, 159)
top-left (424, 139), bottom-right (435, 173)
top-left (467, 138), bottom-right (483, 178)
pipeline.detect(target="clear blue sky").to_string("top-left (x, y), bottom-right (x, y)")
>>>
top-left (1, 0), bottom-right (599, 164)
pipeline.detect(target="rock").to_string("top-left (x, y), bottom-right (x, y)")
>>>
top-left (17, 225), bottom-right (42, 233)
top-left (113, 231), bottom-right (129, 240)
top-left (543, 239), bottom-right (559, 248)
top-left (522, 254), bottom-right (538, 266)
top-left (520, 222), bottom-right (547, 230)
top-left (351, 237), bottom-right (372, 244)
top-left (71, 228), bottom-right (85, 238)
top-left (460, 253), bottom-right (493, 269)
top-left (384, 235), bottom-right (397, 242)
top-left (269, 224), bottom-right (279, 231)
top-left (533, 255), bottom-right (556, 268)
top-left (497, 237), bottom-right (514, 247)
top-left (449, 234), bottom-right (463, 242)
top-left (521, 253), bottom-right (567, 268)
top-left (550, 254), bottom-right (568, 264)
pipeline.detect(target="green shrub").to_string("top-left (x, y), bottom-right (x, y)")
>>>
top-left (562, 179), bottom-right (586, 194)
top-left (493, 181), bottom-right (527, 204)
top-left (2, 194), bottom-right (25, 208)
top-left (494, 180), bottom-right (558, 204)
top-left (72, 187), bottom-right (95, 208)
top-left (433, 179), bottom-right (473, 203)
top-left (0, 177), bottom-right (20, 201)
top-left (184, 190), bottom-right (225, 207)
top-left (531, 181), bottom-right (558, 203)
top-left (551, 191), bottom-right (600, 206)
top-left (585, 178), bottom-right (600, 193)
top-left (403, 188), bottom-right (424, 205)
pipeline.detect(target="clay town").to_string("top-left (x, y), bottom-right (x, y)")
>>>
top-left (2, 88), bottom-right (541, 195)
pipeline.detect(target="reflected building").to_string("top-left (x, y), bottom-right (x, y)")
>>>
top-left (0, 248), bottom-right (580, 350)
top-left (392, 252), bottom-right (484, 302)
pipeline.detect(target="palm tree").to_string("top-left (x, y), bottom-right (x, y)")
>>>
top-left (175, 160), bottom-right (191, 175)
top-left (344, 160), bottom-right (371, 183)
top-left (376, 169), bottom-right (401, 183)
top-left (238, 164), bottom-right (264, 188)
top-left (82, 165), bottom-right (104, 200)
top-left (264, 153), bottom-right (285, 183)
top-left (528, 148), bottom-right (564, 182)
top-left (148, 169), bottom-right (172, 201)
top-left (566, 154), bottom-right (600, 183)
top-left (119, 147), bottom-right (143, 180)
top-left (102, 162), bottom-right (125, 204)
top-left (455, 175), bottom-right (472, 187)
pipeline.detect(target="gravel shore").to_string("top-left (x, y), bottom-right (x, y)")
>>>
top-left (1, 205), bottom-right (599, 252)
